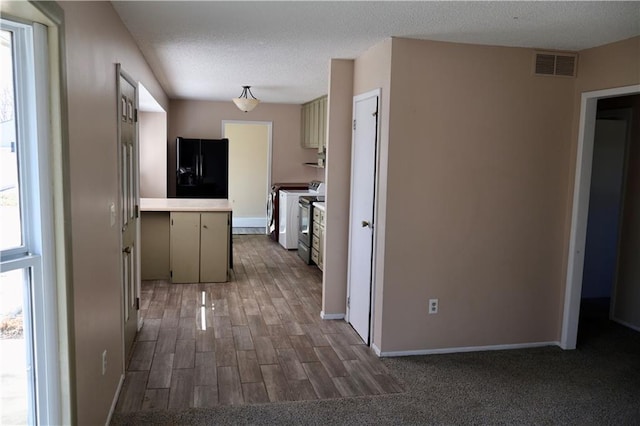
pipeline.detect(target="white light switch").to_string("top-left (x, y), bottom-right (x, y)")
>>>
top-left (109, 202), bottom-right (116, 227)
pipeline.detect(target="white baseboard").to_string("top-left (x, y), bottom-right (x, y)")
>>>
top-left (372, 342), bottom-right (382, 356)
top-left (320, 311), bottom-right (345, 320)
top-left (612, 317), bottom-right (640, 332)
top-left (232, 217), bottom-right (266, 227)
top-left (376, 341), bottom-right (560, 357)
top-left (105, 373), bottom-right (125, 426)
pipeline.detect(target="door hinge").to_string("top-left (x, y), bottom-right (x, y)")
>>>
top-left (347, 297), bottom-right (350, 307)
top-left (134, 108), bottom-right (138, 123)
top-left (134, 204), bottom-right (139, 219)
top-left (135, 297), bottom-right (140, 310)
top-left (170, 270), bottom-right (173, 278)
top-left (353, 119), bottom-right (356, 130)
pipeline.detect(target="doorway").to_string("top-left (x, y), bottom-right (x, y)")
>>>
top-left (222, 121), bottom-right (272, 230)
top-left (347, 89), bottom-right (380, 344)
top-left (562, 85), bottom-right (640, 349)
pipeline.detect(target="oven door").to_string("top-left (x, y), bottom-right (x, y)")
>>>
top-left (298, 200), bottom-right (311, 246)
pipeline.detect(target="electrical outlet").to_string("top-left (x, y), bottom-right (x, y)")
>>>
top-left (428, 299), bottom-right (438, 314)
top-left (102, 350), bottom-right (107, 375)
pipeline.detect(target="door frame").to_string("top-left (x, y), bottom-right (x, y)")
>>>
top-left (222, 120), bottom-right (273, 227)
top-left (561, 84), bottom-right (640, 349)
top-left (346, 88), bottom-right (382, 345)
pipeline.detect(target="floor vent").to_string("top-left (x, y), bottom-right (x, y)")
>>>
top-left (534, 52), bottom-right (577, 77)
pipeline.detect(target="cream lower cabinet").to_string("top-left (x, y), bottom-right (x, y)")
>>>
top-left (170, 212), bottom-right (229, 283)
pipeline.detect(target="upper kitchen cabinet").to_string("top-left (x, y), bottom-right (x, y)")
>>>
top-left (301, 95), bottom-right (327, 149)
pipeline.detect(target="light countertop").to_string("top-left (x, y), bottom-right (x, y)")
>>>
top-left (313, 201), bottom-right (325, 211)
top-left (140, 198), bottom-right (233, 212)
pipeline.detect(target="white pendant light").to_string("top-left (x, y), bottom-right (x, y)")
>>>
top-left (232, 86), bottom-right (260, 112)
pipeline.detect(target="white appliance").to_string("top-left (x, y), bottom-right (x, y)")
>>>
top-left (278, 181), bottom-right (325, 249)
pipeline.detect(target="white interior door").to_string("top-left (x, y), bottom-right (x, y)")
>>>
top-left (118, 66), bottom-right (139, 362)
top-left (347, 90), bottom-right (379, 344)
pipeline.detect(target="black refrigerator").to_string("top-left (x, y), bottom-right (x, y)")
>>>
top-left (176, 137), bottom-right (229, 198)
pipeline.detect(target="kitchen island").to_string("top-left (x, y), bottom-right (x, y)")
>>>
top-left (140, 198), bottom-right (233, 283)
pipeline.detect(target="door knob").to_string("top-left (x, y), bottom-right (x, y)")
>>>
top-left (361, 220), bottom-right (371, 228)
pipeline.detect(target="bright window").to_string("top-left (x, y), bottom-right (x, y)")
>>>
top-left (1, 18), bottom-right (59, 425)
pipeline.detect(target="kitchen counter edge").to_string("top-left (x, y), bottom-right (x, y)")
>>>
top-left (140, 198), bottom-right (233, 212)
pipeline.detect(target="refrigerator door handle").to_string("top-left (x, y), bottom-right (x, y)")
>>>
top-left (195, 154), bottom-right (200, 179)
top-left (200, 154), bottom-right (204, 179)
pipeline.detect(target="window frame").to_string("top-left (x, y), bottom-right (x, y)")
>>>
top-left (0, 17), bottom-right (60, 426)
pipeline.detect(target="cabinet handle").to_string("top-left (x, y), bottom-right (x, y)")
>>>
top-left (203, 225), bottom-right (208, 229)
top-left (361, 220), bottom-right (371, 228)
top-left (123, 246), bottom-right (132, 254)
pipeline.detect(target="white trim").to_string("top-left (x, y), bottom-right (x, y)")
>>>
top-left (612, 317), bottom-right (640, 333)
top-left (372, 343), bottom-right (382, 357)
top-left (377, 341), bottom-right (560, 358)
top-left (561, 84), bottom-right (640, 350)
top-left (232, 217), bottom-right (267, 228)
top-left (105, 374), bottom-right (125, 426)
top-left (320, 311), bottom-right (345, 320)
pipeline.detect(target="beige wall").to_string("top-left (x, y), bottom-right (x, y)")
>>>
top-left (139, 111), bottom-right (167, 198)
top-left (168, 100), bottom-right (321, 197)
top-left (322, 59), bottom-right (354, 317)
top-left (224, 122), bottom-right (270, 220)
top-left (59, 2), bottom-right (168, 424)
top-left (352, 39), bottom-right (392, 346)
top-left (374, 38), bottom-right (575, 352)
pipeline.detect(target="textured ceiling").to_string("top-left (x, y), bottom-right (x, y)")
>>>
top-left (111, 1), bottom-right (640, 105)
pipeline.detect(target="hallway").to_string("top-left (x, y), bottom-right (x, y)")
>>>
top-left (114, 235), bottom-right (402, 412)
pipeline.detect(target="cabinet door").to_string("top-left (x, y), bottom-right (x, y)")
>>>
top-left (200, 212), bottom-right (229, 282)
top-left (319, 96), bottom-right (327, 152)
top-left (170, 212), bottom-right (201, 283)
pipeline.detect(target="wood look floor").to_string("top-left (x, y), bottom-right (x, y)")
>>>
top-left (115, 235), bottom-right (402, 412)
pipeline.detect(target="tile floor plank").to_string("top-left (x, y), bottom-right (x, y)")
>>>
top-left (260, 364), bottom-right (291, 402)
top-left (232, 325), bottom-right (255, 350)
top-left (141, 388), bottom-right (169, 410)
top-left (242, 382), bottom-right (270, 403)
top-left (277, 348), bottom-right (308, 381)
top-left (302, 362), bottom-right (341, 399)
top-left (195, 351), bottom-right (217, 386)
top-left (237, 350), bottom-right (263, 383)
top-left (194, 385), bottom-right (218, 408)
top-left (147, 352), bottom-right (174, 388)
top-left (174, 339), bottom-right (196, 369)
top-left (254, 336), bottom-right (279, 364)
top-left (121, 236), bottom-right (402, 414)
top-left (129, 341), bottom-right (156, 371)
top-left (168, 368), bottom-right (194, 410)
top-left (218, 366), bottom-right (244, 405)
top-left (215, 337), bottom-right (238, 367)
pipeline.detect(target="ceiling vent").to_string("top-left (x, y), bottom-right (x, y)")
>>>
top-left (534, 52), bottom-right (577, 77)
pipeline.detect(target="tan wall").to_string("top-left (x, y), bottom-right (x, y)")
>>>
top-left (571, 37), bottom-right (640, 329)
top-left (224, 122), bottom-right (270, 219)
top-left (58, 2), bottom-right (168, 424)
top-left (168, 100), bottom-right (321, 197)
top-left (352, 39), bottom-right (392, 346)
top-left (322, 59), bottom-right (354, 316)
top-left (139, 111), bottom-right (167, 198)
top-left (378, 38), bottom-right (575, 352)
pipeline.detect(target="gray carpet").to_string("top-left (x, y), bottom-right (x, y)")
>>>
top-left (111, 307), bottom-right (640, 425)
